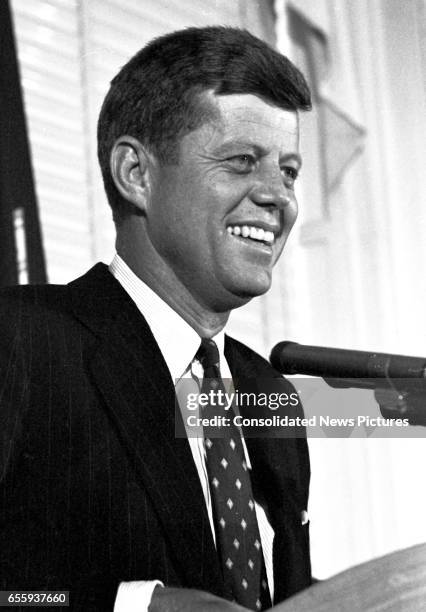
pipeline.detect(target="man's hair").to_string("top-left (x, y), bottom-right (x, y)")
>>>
top-left (97, 26), bottom-right (311, 222)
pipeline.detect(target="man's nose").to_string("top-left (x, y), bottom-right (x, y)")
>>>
top-left (248, 172), bottom-right (292, 209)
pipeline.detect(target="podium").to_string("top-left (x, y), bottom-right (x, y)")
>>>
top-left (275, 543), bottom-right (426, 611)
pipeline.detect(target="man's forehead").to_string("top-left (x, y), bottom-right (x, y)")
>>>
top-left (190, 91), bottom-right (300, 153)
top-left (213, 93), bottom-right (298, 125)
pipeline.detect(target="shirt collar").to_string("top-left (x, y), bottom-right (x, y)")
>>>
top-left (109, 254), bottom-right (227, 381)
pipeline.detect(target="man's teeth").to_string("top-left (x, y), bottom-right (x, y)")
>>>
top-left (227, 225), bottom-right (275, 244)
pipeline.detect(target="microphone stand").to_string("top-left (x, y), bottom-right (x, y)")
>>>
top-left (322, 377), bottom-right (426, 427)
top-left (270, 343), bottom-right (426, 427)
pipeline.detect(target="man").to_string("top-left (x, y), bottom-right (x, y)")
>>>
top-left (0, 27), bottom-right (311, 611)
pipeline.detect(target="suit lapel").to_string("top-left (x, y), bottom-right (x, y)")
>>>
top-left (224, 334), bottom-right (305, 497)
top-left (225, 335), bottom-right (312, 600)
top-left (69, 265), bottom-right (223, 594)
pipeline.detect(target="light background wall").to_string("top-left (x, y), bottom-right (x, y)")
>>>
top-left (10, 0), bottom-right (426, 581)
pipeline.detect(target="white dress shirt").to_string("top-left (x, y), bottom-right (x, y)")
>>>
top-left (110, 254), bottom-right (274, 612)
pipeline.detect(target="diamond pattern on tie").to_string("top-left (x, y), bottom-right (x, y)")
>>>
top-left (195, 338), bottom-right (270, 611)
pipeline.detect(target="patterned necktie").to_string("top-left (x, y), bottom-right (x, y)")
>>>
top-left (196, 338), bottom-right (271, 611)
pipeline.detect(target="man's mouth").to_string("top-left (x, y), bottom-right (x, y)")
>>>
top-left (226, 225), bottom-right (275, 245)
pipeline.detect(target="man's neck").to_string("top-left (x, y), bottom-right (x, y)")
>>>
top-left (116, 247), bottom-right (230, 338)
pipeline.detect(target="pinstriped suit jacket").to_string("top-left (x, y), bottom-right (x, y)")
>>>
top-left (0, 264), bottom-right (311, 610)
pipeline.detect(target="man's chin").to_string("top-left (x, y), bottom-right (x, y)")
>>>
top-left (224, 274), bottom-right (272, 307)
top-left (196, 267), bottom-right (273, 311)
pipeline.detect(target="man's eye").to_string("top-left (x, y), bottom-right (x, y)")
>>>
top-left (227, 154), bottom-right (256, 172)
top-left (281, 166), bottom-right (299, 186)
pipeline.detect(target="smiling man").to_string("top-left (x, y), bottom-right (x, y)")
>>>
top-left (111, 92), bottom-right (301, 331)
top-left (0, 26), bottom-right (311, 612)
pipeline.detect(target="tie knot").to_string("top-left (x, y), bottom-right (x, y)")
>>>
top-left (196, 338), bottom-right (220, 371)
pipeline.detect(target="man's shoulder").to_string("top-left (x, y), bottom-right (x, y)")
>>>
top-left (0, 264), bottom-right (113, 333)
top-left (0, 263), bottom-right (111, 313)
top-left (0, 282), bottom-right (70, 316)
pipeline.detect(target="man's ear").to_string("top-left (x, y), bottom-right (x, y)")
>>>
top-left (110, 136), bottom-right (154, 214)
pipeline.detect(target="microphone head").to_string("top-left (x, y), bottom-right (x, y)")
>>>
top-left (270, 341), bottom-right (300, 374)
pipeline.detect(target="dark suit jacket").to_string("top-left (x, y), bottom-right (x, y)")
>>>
top-left (0, 264), bottom-right (311, 610)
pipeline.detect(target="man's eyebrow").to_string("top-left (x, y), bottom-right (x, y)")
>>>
top-left (280, 152), bottom-right (303, 167)
top-left (211, 141), bottom-right (267, 156)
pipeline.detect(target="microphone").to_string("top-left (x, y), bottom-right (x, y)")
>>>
top-left (270, 342), bottom-right (426, 426)
top-left (270, 341), bottom-right (426, 380)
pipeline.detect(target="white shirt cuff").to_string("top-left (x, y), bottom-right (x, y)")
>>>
top-left (114, 580), bottom-right (164, 612)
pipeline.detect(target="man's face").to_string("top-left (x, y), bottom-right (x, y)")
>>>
top-left (146, 92), bottom-right (301, 311)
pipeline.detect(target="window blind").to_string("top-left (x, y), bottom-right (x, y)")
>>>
top-left (11, 0), bottom-right (273, 283)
